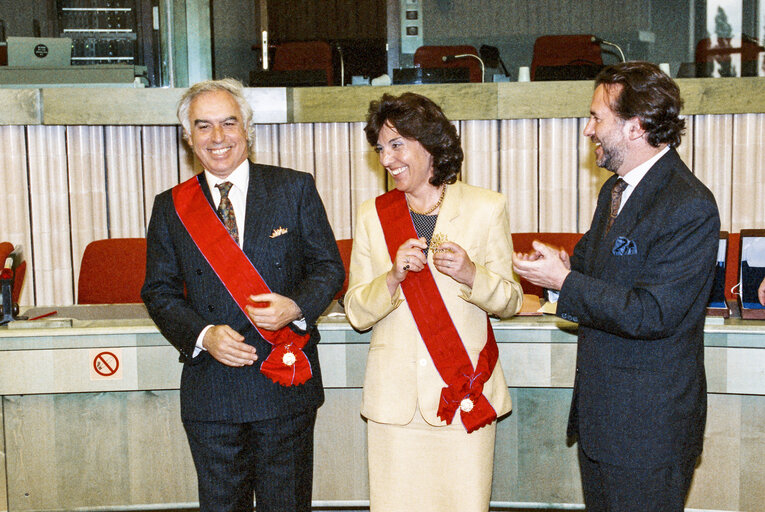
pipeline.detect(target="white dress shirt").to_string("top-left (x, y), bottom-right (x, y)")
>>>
top-left (618, 145), bottom-right (670, 214)
top-left (195, 160), bottom-right (250, 356)
top-left (204, 159), bottom-right (250, 247)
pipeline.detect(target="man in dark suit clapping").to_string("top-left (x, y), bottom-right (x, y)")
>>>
top-left (141, 78), bottom-right (344, 512)
top-left (513, 62), bottom-right (720, 511)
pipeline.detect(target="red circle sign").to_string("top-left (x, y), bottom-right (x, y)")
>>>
top-left (93, 351), bottom-right (119, 377)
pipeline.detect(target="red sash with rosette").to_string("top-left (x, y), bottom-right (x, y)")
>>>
top-left (172, 175), bottom-right (312, 386)
top-left (375, 189), bottom-right (498, 433)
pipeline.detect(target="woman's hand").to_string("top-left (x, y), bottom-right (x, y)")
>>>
top-left (386, 237), bottom-right (428, 295)
top-left (432, 241), bottom-right (476, 287)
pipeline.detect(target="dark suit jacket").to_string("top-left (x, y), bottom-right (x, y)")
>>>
top-left (557, 148), bottom-right (720, 468)
top-left (141, 162), bottom-right (345, 423)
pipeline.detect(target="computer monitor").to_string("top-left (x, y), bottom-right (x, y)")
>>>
top-left (7, 37), bottom-right (72, 68)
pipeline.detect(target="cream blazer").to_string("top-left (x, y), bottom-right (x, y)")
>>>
top-left (344, 181), bottom-right (523, 426)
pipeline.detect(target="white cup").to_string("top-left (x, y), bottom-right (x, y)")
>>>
top-left (518, 66), bottom-right (530, 82)
top-left (659, 62), bottom-right (671, 76)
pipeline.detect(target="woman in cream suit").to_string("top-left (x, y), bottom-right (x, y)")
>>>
top-left (344, 92), bottom-right (523, 512)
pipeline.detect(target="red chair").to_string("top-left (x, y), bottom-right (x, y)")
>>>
top-left (77, 238), bottom-right (147, 304)
top-left (725, 232), bottom-right (740, 301)
top-left (511, 233), bottom-right (583, 297)
top-left (695, 37), bottom-right (764, 77)
top-left (530, 35), bottom-right (602, 81)
top-left (413, 45), bottom-right (483, 83)
top-left (335, 238), bottom-right (353, 300)
top-left (272, 41), bottom-right (333, 86)
top-left (0, 241), bottom-right (26, 304)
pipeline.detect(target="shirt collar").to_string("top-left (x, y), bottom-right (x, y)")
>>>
top-left (204, 158), bottom-right (250, 194)
top-left (621, 145), bottom-right (670, 189)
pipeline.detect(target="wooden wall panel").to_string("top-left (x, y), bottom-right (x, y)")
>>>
top-left (694, 115), bottom-right (734, 231)
top-left (66, 126), bottom-right (108, 292)
top-left (2, 114), bottom-right (763, 307)
top-left (26, 126), bottom-right (73, 306)
top-left (499, 118), bottom-right (538, 233)
top-left (731, 113), bottom-right (765, 231)
top-left (538, 118), bottom-right (579, 231)
top-left (349, 121), bottom-right (385, 238)
top-left (461, 120), bottom-right (500, 191)
top-left (0, 126), bottom-right (33, 306)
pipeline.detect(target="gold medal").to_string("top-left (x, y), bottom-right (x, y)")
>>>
top-left (282, 351), bottom-right (297, 367)
top-left (430, 233), bottom-right (450, 253)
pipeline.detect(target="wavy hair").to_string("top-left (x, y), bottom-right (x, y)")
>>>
top-left (595, 61), bottom-right (685, 148)
top-left (177, 78), bottom-right (255, 150)
top-left (364, 92), bottom-right (462, 186)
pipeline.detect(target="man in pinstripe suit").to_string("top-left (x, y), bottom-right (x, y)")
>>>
top-left (141, 78), bottom-right (344, 512)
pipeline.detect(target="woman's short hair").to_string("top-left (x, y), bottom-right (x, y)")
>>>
top-left (177, 78), bottom-right (255, 150)
top-left (364, 92), bottom-right (462, 186)
top-left (595, 61), bottom-right (685, 148)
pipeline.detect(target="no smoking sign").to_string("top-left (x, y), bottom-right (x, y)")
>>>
top-left (89, 349), bottom-right (123, 380)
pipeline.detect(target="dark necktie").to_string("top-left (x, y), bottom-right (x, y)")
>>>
top-left (605, 178), bottom-right (628, 235)
top-left (216, 182), bottom-right (239, 245)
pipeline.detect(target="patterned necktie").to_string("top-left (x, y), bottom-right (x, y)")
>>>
top-left (216, 182), bottom-right (239, 245)
top-left (605, 178), bottom-right (628, 235)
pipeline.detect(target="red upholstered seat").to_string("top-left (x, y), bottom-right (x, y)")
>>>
top-left (726, 232), bottom-right (740, 301)
top-left (0, 241), bottom-right (26, 304)
top-left (273, 40), bottom-right (333, 86)
top-left (413, 45), bottom-right (483, 83)
top-left (695, 37), bottom-right (763, 76)
top-left (530, 34), bottom-right (602, 81)
top-left (511, 232), bottom-right (583, 297)
top-left (77, 238), bottom-right (147, 304)
top-left (335, 238), bottom-right (353, 300)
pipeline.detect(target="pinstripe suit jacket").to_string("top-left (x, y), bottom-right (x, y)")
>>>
top-left (141, 161), bottom-right (344, 422)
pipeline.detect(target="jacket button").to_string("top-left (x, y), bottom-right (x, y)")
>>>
top-left (208, 304), bottom-right (215, 312)
top-left (275, 261), bottom-right (282, 268)
top-left (196, 268), bottom-right (203, 275)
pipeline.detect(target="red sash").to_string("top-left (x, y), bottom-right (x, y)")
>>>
top-left (172, 176), bottom-right (312, 386)
top-left (375, 189), bottom-right (498, 433)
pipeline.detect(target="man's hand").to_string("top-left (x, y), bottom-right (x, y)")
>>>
top-left (203, 325), bottom-right (257, 367)
top-left (513, 241), bottom-right (571, 291)
top-left (759, 276), bottom-right (765, 306)
top-left (246, 293), bottom-right (302, 331)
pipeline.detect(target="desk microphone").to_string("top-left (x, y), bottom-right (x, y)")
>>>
top-left (335, 42), bottom-right (345, 86)
top-left (442, 54), bottom-right (485, 83)
top-left (591, 36), bottom-right (626, 62)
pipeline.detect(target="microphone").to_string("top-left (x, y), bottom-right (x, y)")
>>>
top-left (335, 42), bottom-right (345, 86)
top-left (591, 36), bottom-right (626, 62)
top-left (442, 54), bottom-right (485, 83)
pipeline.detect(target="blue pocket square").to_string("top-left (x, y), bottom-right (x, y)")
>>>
top-left (612, 237), bottom-right (637, 256)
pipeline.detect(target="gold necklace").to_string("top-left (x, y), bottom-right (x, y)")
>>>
top-left (407, 185), bottom-right (446, 215)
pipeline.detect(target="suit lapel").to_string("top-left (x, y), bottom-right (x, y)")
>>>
top-left (196, 172), bottom-right (215, 209)
top-left (592, 149), bottom-right (676, 271)
top-left (432, 182), bottom-right (462, 261)
top-left (242, 161), bottom-right (277, 269)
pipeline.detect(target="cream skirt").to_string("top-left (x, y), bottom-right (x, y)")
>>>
top-left (367, 408), bottom-right (497, 512)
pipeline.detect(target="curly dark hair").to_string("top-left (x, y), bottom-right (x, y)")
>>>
top-left (595, 61), bottom-right (685, 148)
top-left (364, 92), bottom-right (462, 186)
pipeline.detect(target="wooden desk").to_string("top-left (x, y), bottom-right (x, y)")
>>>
top-left (0, 306), bottom-right (763, 511)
